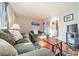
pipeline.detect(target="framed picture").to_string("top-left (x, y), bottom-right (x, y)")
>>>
top-left (64, 14), bottom-right (74, 22)
top-left (32, 22), bottom-right (40, 26)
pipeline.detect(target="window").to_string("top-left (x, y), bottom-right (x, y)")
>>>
top-left (0, 2), bottom-right (7, 29)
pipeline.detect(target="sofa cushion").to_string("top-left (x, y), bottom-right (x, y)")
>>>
top-left (9, 30), bottom-right (23, 41)
top-left (16, 33), bottom-right (31, 44)
top-left (0, 31), bottom-right (16, 45)
top-left (15, 38), bottom-right (29, 44)
top-left (0, 38), bottom-right (18, 56)
top-left (14, 43), bottom-right (35, 54)
top-left (19, 48), bottom-right (55, 56)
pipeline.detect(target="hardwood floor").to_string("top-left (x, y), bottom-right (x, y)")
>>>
top-left (62, 42), bottom-right (78, 56)
top-left (38, 36), bottom-right (79, 56)
top-left (47, 40), bottom-right (79, 56)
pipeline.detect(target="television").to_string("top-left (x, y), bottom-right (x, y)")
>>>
top-left (67, 24), bottom-right (78, 33)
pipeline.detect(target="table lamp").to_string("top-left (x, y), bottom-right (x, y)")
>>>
top-left (11, 24), bottom-right (20, 30)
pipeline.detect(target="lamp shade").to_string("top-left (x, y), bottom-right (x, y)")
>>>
top-left (11, 24), bottom-right (20, 30)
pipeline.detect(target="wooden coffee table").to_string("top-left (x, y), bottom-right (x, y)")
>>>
top-left (48, 39), bottom-right (62, 55)
top-left (38, 36), bottom-right (63, 55)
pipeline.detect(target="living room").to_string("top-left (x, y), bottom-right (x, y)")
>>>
top-left (0, 2), bottom-right (79, 56)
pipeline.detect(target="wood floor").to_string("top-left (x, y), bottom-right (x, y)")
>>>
top-left (62, 42), bottom-right (78, 56)
top-left (38, 36), bottom-right (79, 56)
top-left (48, 41), bottom-right (79, 56)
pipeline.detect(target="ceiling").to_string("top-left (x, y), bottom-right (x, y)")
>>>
top-left (9, 2), bottom-right (78, 20)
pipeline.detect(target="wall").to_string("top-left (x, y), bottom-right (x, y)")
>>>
top-left (43, 17), bottom-right (58, 37)
top-left (7, 5), bottom-right (16, 28)
top-left (7, 4), bottom-right (44, 33)
top-left (15, 15), bottom-right (44, 33)
top-left (58, 4), bottom-right (78, 42)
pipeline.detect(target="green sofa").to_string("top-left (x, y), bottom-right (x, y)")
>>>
top-left (0, 29), bottom-right (54, 56)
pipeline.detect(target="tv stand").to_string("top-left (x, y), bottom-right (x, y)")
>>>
top-left (66, 32), bottom-right (79, 50)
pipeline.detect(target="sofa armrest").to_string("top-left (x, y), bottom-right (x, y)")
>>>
top-left (14, 43), bottom-right (35, 54)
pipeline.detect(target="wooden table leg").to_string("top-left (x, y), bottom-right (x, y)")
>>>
top-left (60, 42), bottom-right (62, 56)
top-left (52, 45), bottom-right (54, 52)
top-left (51, 42), bottom-right (62, 56)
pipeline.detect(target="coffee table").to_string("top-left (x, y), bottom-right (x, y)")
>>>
top-left (38, 36), bottom-right (63, 55)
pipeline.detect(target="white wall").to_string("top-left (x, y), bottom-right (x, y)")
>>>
top-left (58, 4), bottom-right (78, 42)
top-left (7, 5), bottom-right (16, 28)
top-left (15, 15), bottom-right (44, 33)
top-left (7, 4), bottom-right (44, 33)
top-left (43, 17), bottom-right (58, 37)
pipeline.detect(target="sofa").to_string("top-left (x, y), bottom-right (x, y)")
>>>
top-left (0, 29), bottom-right (54, 56)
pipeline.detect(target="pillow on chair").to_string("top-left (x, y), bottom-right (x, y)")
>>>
top-left (9, 30), bottom-right (23, 41)
top-left (0, 38), bottom-right (18, 56)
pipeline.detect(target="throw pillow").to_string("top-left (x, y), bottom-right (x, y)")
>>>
top-left (0, 31), bottom-right (16, 45)
top-left (9, 30), bottom-right (23, 41)
top-left (2, 29), bottom-right (11, 34)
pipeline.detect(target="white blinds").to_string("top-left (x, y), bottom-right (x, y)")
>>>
top-left (0, 2), bottom-right (7, 29)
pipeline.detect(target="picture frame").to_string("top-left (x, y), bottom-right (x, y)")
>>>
top-left (64, 14), bottom-right (74, 22)
top-left (32, 22), bottom-right (40, 26)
